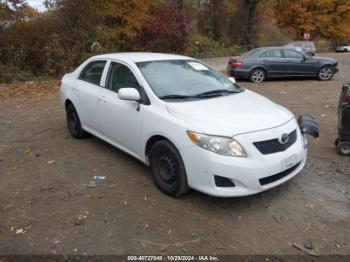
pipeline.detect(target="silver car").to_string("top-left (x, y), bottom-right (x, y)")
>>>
top-left (285, 41), bottom-right (316, 56)
top-left (336, 44), bottom-right (350, 52)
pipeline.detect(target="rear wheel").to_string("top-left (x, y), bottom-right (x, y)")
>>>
top-left (66, 103), bottom-right (87, 139)
top-left (149, 140), bottom-right (189, 197)
top-left (337, 142), bottom-right (350, 156)
top-left (250, 68), bottom-right (266, 83)
top-left (318, 66), bottom-right (334, 81)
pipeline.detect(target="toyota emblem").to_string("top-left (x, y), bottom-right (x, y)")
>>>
top-left (279, 133), bottom-right (289, 144)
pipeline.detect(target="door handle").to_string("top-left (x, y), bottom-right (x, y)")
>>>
top-left (72, 86), bottom-right (79, 91)
top-left (98, 96), bottom-right (107, 103)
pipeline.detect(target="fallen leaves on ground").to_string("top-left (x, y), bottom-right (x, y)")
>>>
top-left (0, 80), bottom-right (59, 99)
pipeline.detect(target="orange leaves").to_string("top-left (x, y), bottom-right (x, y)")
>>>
top-left (276, 0), bottom-right (350, 41)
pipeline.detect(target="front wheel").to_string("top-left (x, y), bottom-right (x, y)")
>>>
top-left (149, 140), bottom-right (189, 197)
top-left (318, 66), bottom-right (334, 81)
top-left (250, 68), bottom-right (266, 83)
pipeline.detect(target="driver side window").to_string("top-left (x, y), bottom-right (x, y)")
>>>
top-left (106, 62), bottom-right (141, 93)
top-left (284, 49), bottom-right (304, 59)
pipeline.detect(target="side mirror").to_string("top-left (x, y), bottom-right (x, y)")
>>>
top-left (118, 88), bottom-right (141, 101)
top-left (228, 77), bottom-right (236, 84)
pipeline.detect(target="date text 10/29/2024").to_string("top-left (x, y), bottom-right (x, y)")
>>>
top-left (127, 256), bottom-right (219, 261)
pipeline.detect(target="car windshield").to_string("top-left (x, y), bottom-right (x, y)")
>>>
top-left (137, 60), bottom-right (243, 100)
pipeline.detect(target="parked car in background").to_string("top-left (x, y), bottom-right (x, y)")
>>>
top-left (227, 47), bottom-right (338, 83)
top-left (336, 43), bottom-right (350, 52)
top-left (60, 52), bottom-right (315, 197)
top-left (284, 41), bottom-right (316, 56)
top-left (335, 84), bottom-right (350, 156)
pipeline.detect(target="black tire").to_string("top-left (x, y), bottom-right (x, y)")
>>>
top-left (149, 140), bottom-right (189, 197)
top-left (337, 142), bottom-right (350, 156)
top-left (318, 65), bottom-right (334, 81)
top-left (249, 68), bottom-right (266, 83)
top-left (66, 103), bottom-right (87, 139)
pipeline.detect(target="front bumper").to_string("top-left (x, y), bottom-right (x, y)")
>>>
top-left (180, 119), bottom-right (307, 197)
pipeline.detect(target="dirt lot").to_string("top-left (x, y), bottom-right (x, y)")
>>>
top-left (0, 53), bottom-right (349, 256)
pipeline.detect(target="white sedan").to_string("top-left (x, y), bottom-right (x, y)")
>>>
top-left (60, 52), bottom-right (311, 197)
top-left (336, 44), bottom-right (350, 52)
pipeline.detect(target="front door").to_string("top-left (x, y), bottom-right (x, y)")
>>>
top-left (98, 61), bottom-right (143, 156)
top-left (283, 49), bottom-right (315, 76)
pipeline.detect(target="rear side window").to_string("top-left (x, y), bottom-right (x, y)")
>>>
top-left (260, 49), bottom-right (282, 58)
top-left (79, 60), bottom-right (106, 85)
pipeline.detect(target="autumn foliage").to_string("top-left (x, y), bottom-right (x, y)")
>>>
top-left (275, 0), bottom-right (350, 42)
top-left (1, 0), bottom-right (350, 81)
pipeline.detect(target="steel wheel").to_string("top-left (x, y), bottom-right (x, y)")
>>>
top-left (250, 69), bottom-right (266, 83)
top-left (157, 152), bottom-right (177, 185)
top-left (318, 66), bottom-right (334, 81)
top-left (66, 103), bottom-right (87, 139)
top-left (68, 109), bottom-right (79, 132)
top-left (149, 140), bottom-right (189, 197)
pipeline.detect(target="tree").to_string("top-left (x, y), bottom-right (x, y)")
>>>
top-left (0, 0), bottom-right (37, 27)
top-left (275, 0), bottom-right (350, 42)
top-left (140, 1), bottom-right (191, 52)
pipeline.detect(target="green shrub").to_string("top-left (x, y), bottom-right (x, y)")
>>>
top-left (0, 64), bottom-right (34, 83)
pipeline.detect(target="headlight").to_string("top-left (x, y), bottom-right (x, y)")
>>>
top-left (187, 131), bottom-right (246, 157)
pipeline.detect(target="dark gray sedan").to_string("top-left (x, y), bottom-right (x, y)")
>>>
top-left (227, 47), bottom-right (338, 83)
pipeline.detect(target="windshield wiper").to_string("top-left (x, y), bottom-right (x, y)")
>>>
top-left (194, 89), bottom-right (241, 98)
top-left (159, 89), bottom-right (242, 100)
top-left (159, 94), bottom-right (195, 100)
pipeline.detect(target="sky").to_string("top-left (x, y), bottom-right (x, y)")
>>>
top-left (27, 0), bottom-right (46, 12)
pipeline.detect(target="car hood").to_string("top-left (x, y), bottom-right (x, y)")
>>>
top-left (166, 89), bottom-right (294, 137)
top-left (311, 56), bottom-right (337, 63)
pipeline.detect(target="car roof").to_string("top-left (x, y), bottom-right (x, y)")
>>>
top-left (257, 46), bottom-right (306, 50)
top-left (91, 52), bottom-right (193, 63)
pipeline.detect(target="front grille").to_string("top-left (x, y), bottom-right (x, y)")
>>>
top-left (259, 162), bottom-right (301, 186)
top-left (253, 129), bottom-right (297, 155)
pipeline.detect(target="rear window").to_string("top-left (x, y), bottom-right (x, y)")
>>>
top-left (241, 48), bottom-right (261, 58)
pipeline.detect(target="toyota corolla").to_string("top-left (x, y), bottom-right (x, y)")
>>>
top-left (60, 53), bottom-right (318, 197)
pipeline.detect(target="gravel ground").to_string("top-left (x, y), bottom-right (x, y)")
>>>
top-left (0, 53), bottom-right (349, 256)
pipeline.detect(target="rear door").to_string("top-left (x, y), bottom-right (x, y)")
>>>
top-left (259, 49), bottom-right (287, 76)
top-left (73, 60), bottom-right (107, 131)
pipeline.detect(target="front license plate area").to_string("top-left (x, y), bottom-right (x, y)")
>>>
top-left (281, 154), bottom-right (298, 170)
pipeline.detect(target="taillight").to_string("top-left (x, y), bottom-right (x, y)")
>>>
top-left (343, 93), bottom-right (350, 105)
top-left (229, 60), bottom-right (243, 68)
